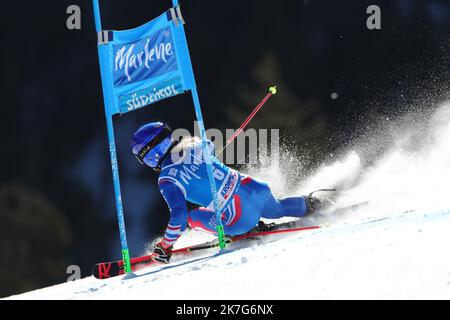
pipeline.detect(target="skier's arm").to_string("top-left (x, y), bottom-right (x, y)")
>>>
top-left (157, 179), bottom-right (188, 249)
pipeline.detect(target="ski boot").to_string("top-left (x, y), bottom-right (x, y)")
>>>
top-left (305, 195), bottom-right (322, 216)
top-left (305, 189), bottom-right (336, 216)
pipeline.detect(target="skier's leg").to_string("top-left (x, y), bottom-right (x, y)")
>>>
top-left (221, 193), bottom-right (262, 236)
top-left (272, 196), bottom-right (308, 218)
top-left (187, 198), bottom-right (261, 236)
top-left (262, 194), bottom-right (308, 219)
top-left (187, 177), bottom-right (265, 236)
top-left (241, 176), bottom-right (309, 219)
top-left (187, 207), bottom-right (217, 234)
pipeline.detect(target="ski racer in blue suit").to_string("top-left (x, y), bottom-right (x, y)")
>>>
top-left (131, 122), bottom-right (320, 263)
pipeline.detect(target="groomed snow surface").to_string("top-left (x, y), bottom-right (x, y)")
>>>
top-left (7, 206), bottom-right (450, 300)
top-left (6, 103), bottom-right (450, 300)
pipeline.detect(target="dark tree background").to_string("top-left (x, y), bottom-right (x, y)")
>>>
top-left (1, 0), bottom-right (450, 296)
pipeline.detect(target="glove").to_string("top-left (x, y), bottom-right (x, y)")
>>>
top-left (153, 241), bottom-right (173, 264)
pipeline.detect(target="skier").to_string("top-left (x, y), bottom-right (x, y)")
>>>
top-left (131, 122), bottom-right (322, 263)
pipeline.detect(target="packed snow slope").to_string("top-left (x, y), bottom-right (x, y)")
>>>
top-left (7, 207), bottom-right (450, 300)
top-left (6, 103), bottom-right (450, 300)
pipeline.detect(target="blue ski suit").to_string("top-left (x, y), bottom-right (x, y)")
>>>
top-left (157, 139), bottom-right (308, 248)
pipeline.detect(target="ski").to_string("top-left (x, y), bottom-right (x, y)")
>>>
top-left (92, 223), bottom-right (320, 279)
top-left (92, 239), bottom-right (221, 280)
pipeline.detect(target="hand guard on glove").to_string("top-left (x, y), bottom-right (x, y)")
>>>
top-left (153, 241), bottom-right (173, 264)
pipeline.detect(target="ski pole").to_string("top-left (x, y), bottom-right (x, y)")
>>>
top-left (216, 86), bottom-right (277, 156)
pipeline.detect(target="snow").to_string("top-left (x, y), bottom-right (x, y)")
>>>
top-left (6, 207), bottom-right (450, 300)
top-left (5, 103), bottom-right (450, 300)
